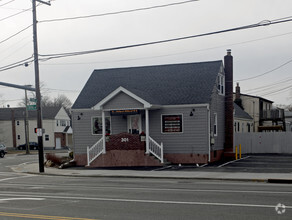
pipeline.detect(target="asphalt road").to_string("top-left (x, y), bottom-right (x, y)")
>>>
top-left (0, 154), bottom-right (291, 220)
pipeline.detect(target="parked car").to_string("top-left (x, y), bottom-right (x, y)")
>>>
top-left (0, 143), bottom-right (7, 158)
top-left (17, 142), bottom-right (39, 150)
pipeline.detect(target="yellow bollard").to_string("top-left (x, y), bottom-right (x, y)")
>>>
top-left (235, 146), bottom-right (238, 160)
top-left (239, 144), bottom-right (242, 159)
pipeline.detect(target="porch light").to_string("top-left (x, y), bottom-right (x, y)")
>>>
top-left (190, 109), bottom-right (195, 116)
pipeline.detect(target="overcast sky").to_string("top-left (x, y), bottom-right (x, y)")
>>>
top-left (1, 0), bottom-right (292, 108)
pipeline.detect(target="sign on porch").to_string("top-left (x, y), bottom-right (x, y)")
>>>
top-left (110, 109), bottom-right (140, 116)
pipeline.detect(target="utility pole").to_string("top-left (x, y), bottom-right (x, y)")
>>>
top-left (32, 0), bottom-right (51, 173)
top-left (24, 87), bottom-right (30, 154)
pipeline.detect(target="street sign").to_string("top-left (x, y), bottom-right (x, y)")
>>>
top-left (29, 98), bottom-right (37, 103)
top-left (27, 105), bottom-right (37, 110)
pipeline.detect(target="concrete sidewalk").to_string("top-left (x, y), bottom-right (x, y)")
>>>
top-left (13, 162), bottom-right (292, 183)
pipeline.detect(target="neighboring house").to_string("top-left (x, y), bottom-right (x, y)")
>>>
top-left (0, 106), bottom-right (72, 149)
top-left (233, 83), bottom-right (285, 132)
top-left (234, 103), bottom-right (253, 133)
top-left (285, 111), bottom-right (292, 132)
top-left (71, 50), bottom-right (235, 167)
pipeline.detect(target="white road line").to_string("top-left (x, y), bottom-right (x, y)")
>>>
top-left (0, 175), bottom-right (34, 182)
top-left (218, 156), bottom-right (250, 168)
top-left (1, 185), bottom-right (292, 195)
top-left (0, 192), bottom-right (290, 209)
top-left (0, 198), bottom-right (45, 203)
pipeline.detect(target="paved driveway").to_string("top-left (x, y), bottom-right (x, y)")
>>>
top-left (167, 154), bottom-right (292, 173)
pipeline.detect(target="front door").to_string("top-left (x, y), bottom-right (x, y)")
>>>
top-left (128, 115), bottom-right (141, 134)
top-left (56, 138), bottom-right (61, 149)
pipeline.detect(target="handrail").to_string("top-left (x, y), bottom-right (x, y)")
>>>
top-left (148, 136), bottom-right (163, 163)
top-left (87, 137), bottom-right (104, 166)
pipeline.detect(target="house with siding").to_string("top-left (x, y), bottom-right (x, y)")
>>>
top-left (234, 103), bottom-right (253, 133)
top-left (233, 83), bottom-right (285, 132)
top-left (71, 50), bottom-right (234, 167)
top-left (0, 106), bottom-right (72, 149)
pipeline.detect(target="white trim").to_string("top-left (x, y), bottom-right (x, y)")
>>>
top-left (161, 104), bottom-right (209, 109)
top-left (207, 106), bottom-right (211, 162)
top-left (161, 114), bottom-right (184, 134)
top-left (92, 86), bottom-right (152, 110)
top-left (102, 111), bottom-right (106, 154)
top-left (214, 113), bottom-right (218, 137)
top-left (145, 108), bottom-right (149, 154)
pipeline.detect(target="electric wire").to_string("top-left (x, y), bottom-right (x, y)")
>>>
top-left (241, 78), bottom-right (292, 95)
top-left (41, 31), bottom-right (292, 66)
top-left (0, 7), bottom-right (31, 22)
top-left (236, 58), bottom-right (292, 82)
top-left (39, 0), bottom-right (199, 23)
top-left (0, 24), bottom-right (32, 45)
top-left (0, 0), bottom-right (15, 7)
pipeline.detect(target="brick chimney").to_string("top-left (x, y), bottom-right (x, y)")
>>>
top-left (235, 83), bottom-right (240, 99)
top-left (234, 82), bottom-right (244, 110)
top-left (224, 49), bottom-right (233, 152)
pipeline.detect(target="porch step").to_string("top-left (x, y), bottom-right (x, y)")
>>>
top-left (148, 154), bottom-right (170, 165)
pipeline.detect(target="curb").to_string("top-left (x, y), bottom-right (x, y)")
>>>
top-left (24, 171), bottom-right (271, 183)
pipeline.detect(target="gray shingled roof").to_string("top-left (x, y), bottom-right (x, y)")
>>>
top-left (234, 103), bottom-right (253, 120)
top-left (72, 61), bottom-right (223, 109)
top-left (0, 107), bottom-right (61, 121)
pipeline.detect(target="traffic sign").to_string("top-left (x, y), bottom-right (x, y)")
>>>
top-left (27, 105), bottom-right (37, 110)
top-left (29, 98), bottom-right (37, 103)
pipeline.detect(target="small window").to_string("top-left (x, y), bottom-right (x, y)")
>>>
top-left (162, 114), bottom-right (183, 133)
top-left (60, 120), bottom-right (66, 126)
top-left (217, 74), bottom-right (225, 95)
top-left (92, 117), bottom-right (111, 135)
top-left (17, 121), bottom-right (20, 126)
top-left (45, 135), bottom-right (49, 141)
top-left (17, 135), bottom-right (20, 140)
top-left (56, 120), bottom-right (59, 126)
top-left (214, 113), bottom-right (218, 136)
top-left (247, 123), bottom-right (251, 132)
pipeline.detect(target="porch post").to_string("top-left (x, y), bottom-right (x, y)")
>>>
top-left (145, 108), bottom-right (149, 154)
top-left (102, 110), bottom-right (106, 154)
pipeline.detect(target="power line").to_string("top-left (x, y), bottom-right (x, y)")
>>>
top-left (0, 7), bottom-right (31, 22)
top-left (0, 24), bottom-right (32, 45)
top-left (38, 17), bottom-right (292, 61)
top-left (236, 58), bottom-right (292, 82)
top-left (242, 77), bottom-right (292, 93)
top-left (39, 0), bottom-right (199, 23)
top-left (0, 0), bottom-right (15, 7)
top-left (41, 31), bottom-right (292, 66)
top-left (2, 16), bottom-right (292, 73)
top-left (0, 55), bottom-right (33, 72)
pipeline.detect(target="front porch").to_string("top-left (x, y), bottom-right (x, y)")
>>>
top-left (87, 133), bottom-right (163, 167)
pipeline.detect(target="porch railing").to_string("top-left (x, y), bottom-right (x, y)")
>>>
top-left (149, 136), bottom-right (163, 163)
top-left (87, 137), bottom-right (104, 166)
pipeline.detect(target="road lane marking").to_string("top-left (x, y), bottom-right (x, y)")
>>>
top-left (0, 193), bottom-right (291, 209)
top-left (1, 184), bottom-right (292, 195)
top-left (0, 212), bottom-right (98, 220)
top-left (0, 175), bottom-right (34, 182)
top-left (218, 156), bottom-right (250, 167)
top-left (0, 198), bottom-right (45, 203)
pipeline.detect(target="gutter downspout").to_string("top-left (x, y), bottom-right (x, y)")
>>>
top-left (207, 104), bottom-right (211, 162)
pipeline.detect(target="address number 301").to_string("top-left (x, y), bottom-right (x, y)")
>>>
top-left (121, 138), bottom-right (129, 142)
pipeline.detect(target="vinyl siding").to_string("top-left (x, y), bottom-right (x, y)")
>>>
top-left (149, 106), bottom-right (209, 154)
top-left (103, 92), bottom-right (144, 110)
top-left (72, 110), bottom-right (103, 154)
top-left (73, 106), bottom-right (209, 155)
top-left (209, 70), bottom-right (225, 151)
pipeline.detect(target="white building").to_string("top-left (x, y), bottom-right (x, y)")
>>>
top-left (0, 107), bottom-right (72, 149)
